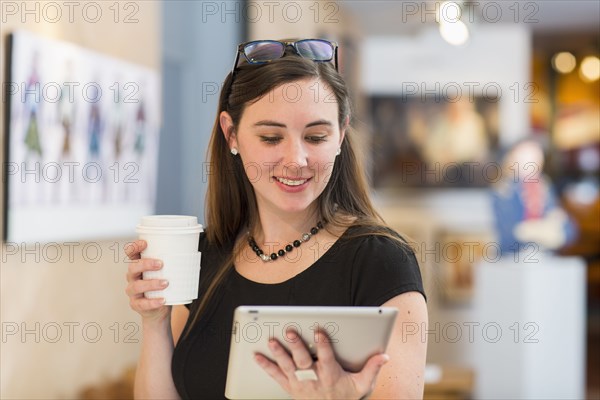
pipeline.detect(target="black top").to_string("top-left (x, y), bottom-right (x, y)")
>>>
top-left (171, 225), bottom-right (425, 399)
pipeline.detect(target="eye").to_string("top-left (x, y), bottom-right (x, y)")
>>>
top-left (306, 136), bottom-right (327, 143)
top-left (260, 136), bottom-right (282, 144)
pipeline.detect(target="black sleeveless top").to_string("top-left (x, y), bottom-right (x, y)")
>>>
top-left (171, 225), bottom-right (425, 399)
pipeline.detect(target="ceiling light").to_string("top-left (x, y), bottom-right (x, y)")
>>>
top-left (438, 1), bottom-right (462, 24)
top-left (439, 20), bottom-right (469, 46)
top-left (551, 52), bottom-right (576, 74)
top-left (579, 56), bottom-right (600, 82)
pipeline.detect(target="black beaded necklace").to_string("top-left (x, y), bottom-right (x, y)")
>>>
top-left (248, 221), bottom-right (324, 262)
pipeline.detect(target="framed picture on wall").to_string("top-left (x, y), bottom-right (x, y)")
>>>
top-left (437, 231), bottom-right (493, 305)
top-left (3, 30), bottom-right (161, 243)
top-left (369, 95), bottom-right (500, 188)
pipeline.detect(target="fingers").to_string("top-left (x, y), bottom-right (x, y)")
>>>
top-left (123, 240), bottom-right (171, 317)
top-left (126, 277), bottom-right (167, 315)
top-left (267, 339), bottom-right (298, 378)
top-left (261, 330), bottom-right (386, 399)
top-left (285, 329), bottom-right (314, 370)
top-left (126, 258), bottom-right (163, 282)
top-left (124, 240), bottom-right (146, 260)
top-left (132, 297), bottom-right (167, 313)
top-left (352, 353), bottom-right (390, 395)
top-left (254, 353), bottom-right (291, 393)
top-left (310, 329), bottom-right (342, 388)
top-left (314, 329), bottom-right (336, 366)
top-left (125, 278), bottom-right (169, 297)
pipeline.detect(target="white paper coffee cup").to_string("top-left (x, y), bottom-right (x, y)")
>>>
top-left (136, 215), bottom-right (203, 305)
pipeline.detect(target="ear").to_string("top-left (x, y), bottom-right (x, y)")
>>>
top-left (339, 115), bottom-right (349, 146)
top-left (220, 111), bottom-right (237, 149)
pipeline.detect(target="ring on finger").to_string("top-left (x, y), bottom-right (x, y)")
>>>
top-left (294, 368), bottom-right (318, 381)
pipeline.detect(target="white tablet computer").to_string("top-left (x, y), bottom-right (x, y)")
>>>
top-left (224, 306), bottom-right (398, 400)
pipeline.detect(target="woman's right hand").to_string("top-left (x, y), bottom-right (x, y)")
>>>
top-left (125, 240), bottom-right (171, 323)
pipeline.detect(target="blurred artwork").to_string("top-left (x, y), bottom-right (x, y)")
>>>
top-left (370, 96), bottom-right (499, 187)
top-left (491, 139), bottom-right (578, 255)
top-left (4, 31), bottom-right (161, 242)
top-left (437, 231), bottom-right (491, 305)
top-left (554, 104), bottom-right (600, 151)
top-left (420, 99), bottom-right (489, 167)
top-left (23, 52), bottom-right (43, 160)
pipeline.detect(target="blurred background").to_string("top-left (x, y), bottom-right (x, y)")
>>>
top-left (1, 1), bottom-right (598, 398)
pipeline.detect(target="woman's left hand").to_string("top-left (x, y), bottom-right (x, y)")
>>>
top-left (254, 329), bottom-right (390, 400)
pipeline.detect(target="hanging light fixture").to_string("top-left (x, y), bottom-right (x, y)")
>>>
top-left (579, 55), bottom-right (600, 82)
top-left (437, 1), bottom-right (470, 46)
top-left (551, 52), bottom-right (577, 74)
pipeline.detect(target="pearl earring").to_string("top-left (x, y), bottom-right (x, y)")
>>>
top-left (336, 148), bottom-right (341, 156)
top-left (231, 148), bottom-right (238, 156)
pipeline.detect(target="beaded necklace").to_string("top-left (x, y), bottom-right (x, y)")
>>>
top-left (248, 221), bottom-right (324, 262)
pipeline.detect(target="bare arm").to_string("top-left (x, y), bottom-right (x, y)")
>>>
top-left (134, 299), bottom-right (190, 398)
top-left (134, 296), bottom-right (189, 399)
top-left (370, 291), bottom-right (428, 399)
top-left (135, 313), bottom-right (180, 399)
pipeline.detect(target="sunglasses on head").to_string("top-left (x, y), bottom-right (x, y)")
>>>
top-left (231, 39), bottom-right (338, 75)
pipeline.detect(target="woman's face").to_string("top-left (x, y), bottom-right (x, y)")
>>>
top-left (222, 78), bottom-right (345, 216)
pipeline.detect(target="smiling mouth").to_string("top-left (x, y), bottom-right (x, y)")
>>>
top-left (275, 177), bottom-right (310, 186)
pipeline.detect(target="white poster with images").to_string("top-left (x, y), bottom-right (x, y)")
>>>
top-left (5, 30), bottom-right (161, 243)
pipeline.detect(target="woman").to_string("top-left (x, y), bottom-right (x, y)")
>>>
top-left (126, 39), bottom-right (428, 399)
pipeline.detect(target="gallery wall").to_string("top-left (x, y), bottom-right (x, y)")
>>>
top-left (1, 1), bottom-right (242, 397)
top-left (0, 1), bottom-right (159, 397)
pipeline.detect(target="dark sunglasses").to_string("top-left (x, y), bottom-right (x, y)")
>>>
top-left (231, 39), bottom-right (338, 75)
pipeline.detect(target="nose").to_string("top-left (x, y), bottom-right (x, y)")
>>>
top-left (281, 138), bottom-right (308, 173)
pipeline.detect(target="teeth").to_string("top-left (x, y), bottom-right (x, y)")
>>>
top-left (276, 177), bottom-right (307, 186)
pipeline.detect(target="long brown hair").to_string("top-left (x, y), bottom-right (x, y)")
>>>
top-left (184, 47), bottom-right (408, 337)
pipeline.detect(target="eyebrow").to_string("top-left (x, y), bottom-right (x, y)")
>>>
top-left (253, 119), bottom-right (333, 128)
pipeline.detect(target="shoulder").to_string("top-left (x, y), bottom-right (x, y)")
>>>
top-left (339, 224), bottom-right (417, 263)
top-left (340, 224), bottom-right (426, 305)
top-left (331, 224), bottom-right (422, 283)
